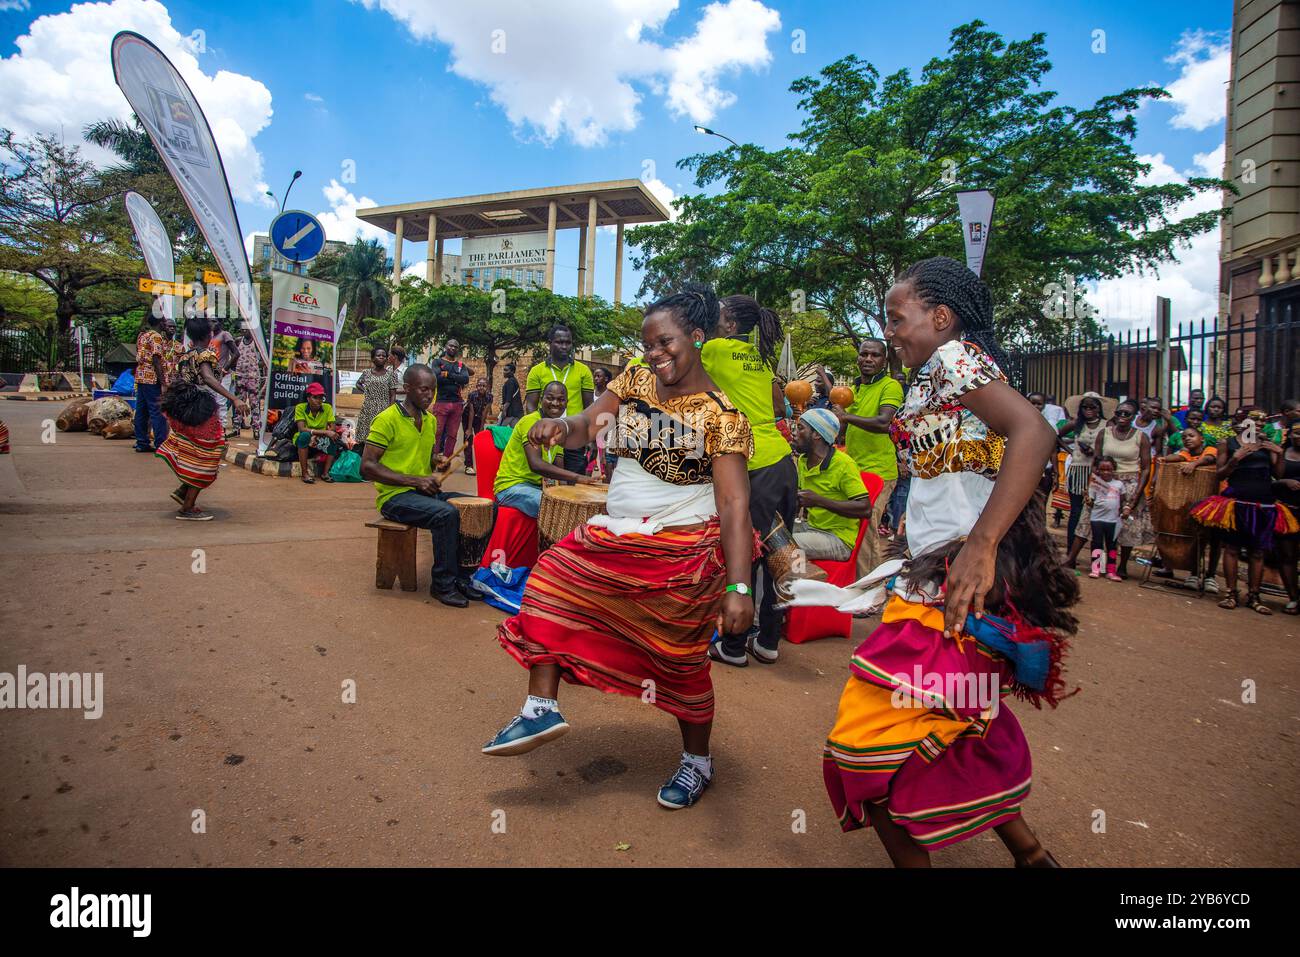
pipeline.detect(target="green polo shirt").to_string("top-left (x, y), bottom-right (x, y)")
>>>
top-left (294, 401), bottom-right (335, 431)
top-left (797, 449), bottom-right (870, 549)
top-left (365, 402), bottom-right (436, 510)
top-left (701, 337), bottom-right (791, 471)
top-left (844, 375), bottom-right (904, 480)
top-left (526, 359), bottom-right (594, 416)
top-left (494, 411), bottom-right (560, 496)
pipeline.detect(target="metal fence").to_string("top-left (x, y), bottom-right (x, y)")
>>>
top-left (0, 328), bottom-right (111, 375)
top-left (1006, 295), bottom-right (1300, 412)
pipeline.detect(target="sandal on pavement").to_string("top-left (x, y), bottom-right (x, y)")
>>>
top-left (320, 473), bottom-right (335, 483)
top-left (1217, 591), bottom-right (1239, 610)
top-left (1283, 600), bottom-right (1299, 616)
top-left (1246, 591), bottom-right (1272, 615)
top-left (301, 472), bottom-right (315, 484)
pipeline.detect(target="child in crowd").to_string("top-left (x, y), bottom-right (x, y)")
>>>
top-left (1086, 455), bottom-right (1125, 580)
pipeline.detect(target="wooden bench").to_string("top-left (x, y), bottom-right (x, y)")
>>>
top-left (365, 519), bottom-right (419, 591)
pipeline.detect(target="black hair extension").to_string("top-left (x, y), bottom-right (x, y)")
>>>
top-left (898, 256), bottom-right (1009, 372)
top-left (719, 294), bottom-right (782, 366)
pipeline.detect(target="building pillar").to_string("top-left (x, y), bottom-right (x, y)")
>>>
top-left (576, 225), bottom-right (587, 297)
top-left (435, 238), bottom-right (444, 286)
top-left (545, 200), bottom-right (557, 291)
top-left (584, 196), bottom-right (598, 298)
top-left (614, 222), bottom-right (624, 306)
top-left (425, 214), bottom-right (436, 284)
top-left (392, 215), bottom-right (404, 309)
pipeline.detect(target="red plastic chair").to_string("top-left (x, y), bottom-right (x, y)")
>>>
top-left (475, 428), bottom-right (539, 569)
top-left (785, 472), bottom-right (885, 644)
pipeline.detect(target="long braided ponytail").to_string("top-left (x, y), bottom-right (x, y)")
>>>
top-left (719, 294), bottom-right (783, 367)
top-left (898, 257), bottom-right (1009, 372)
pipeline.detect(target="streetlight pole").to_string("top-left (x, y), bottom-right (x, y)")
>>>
top-left (694, 125), bottom-right (741, 148)
top-left (279, 170), bottom-right (303, 213)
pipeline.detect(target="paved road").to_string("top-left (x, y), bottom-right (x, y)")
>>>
top-left (1, 400), bottom-right (1297, 867)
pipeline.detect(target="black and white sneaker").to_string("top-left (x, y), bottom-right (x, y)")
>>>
top-left (707, 642), bottom-right (748, 668)
top-left (746, 633), bottom-right (779, 664)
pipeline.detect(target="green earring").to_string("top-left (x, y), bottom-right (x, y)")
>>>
top-left (694, 340), bottom-right (702, 349)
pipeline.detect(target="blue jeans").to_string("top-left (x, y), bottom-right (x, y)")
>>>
top-left (133, 381), bottom-right (168, 451)
top-left (380, 490), bottom-right (463, 590)
top-left (496, 482), bottom-right (541, 518)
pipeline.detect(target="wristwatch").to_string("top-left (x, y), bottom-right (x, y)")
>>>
top-left (725, 583), bottom-right (752, 596)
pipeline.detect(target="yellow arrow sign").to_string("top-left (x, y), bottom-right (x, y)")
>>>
top-left (203, 269), bottom-right (226, 286)
top-left (138, 277), bottom-right (193, 296)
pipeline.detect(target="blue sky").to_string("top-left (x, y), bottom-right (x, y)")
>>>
top-left (2, 0), bottom-right (1232, 328)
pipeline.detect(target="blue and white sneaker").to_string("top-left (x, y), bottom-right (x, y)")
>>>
top-left (656, 760), bottom-right (712, 810)
top-left (481, 710), bottom-right (570, 756)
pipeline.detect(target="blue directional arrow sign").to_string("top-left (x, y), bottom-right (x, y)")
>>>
top-left (269, 209), bottom-right (325, 265)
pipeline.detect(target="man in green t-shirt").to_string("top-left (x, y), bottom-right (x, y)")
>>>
top-left (360, 365), bottom-right (481, 608)
top-left (835, 338), bottom-right (903, 572)
top-left (293, 382), bottom-right (345, 484)
top-left (525, 324), bottom-right (594, 475)
top-left (791, 409), bottom-right (873, 562)
top-left (495, 382), bottom-right (602, 516)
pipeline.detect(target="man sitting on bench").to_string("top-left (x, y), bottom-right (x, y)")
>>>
top-left (361, 364), bottom-right (482, 608)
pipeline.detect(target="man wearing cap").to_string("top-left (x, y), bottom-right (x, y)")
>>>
top-left (792, 409), bottom-right (874, 563)
top-left (294, 382), bottom-right (344, 484)
top-left (361, 364), bottom-right (482, 608)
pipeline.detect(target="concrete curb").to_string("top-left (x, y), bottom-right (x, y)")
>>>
top-left (1, 392), bottom-right (93, 402)
top-left (222, 444), bottom-right (324, 479)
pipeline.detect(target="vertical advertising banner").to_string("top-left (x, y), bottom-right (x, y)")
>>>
top-left (111, 31), bottom-right (267, 366)
top-left (260, 270), bottom-right (340, 453)
top-left (123, 190), bottom-right (175, 321)
top-left (956, 189), bottom-right (996, 278)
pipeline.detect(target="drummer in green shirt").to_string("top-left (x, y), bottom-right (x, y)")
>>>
top-left (792, 408), bottom-right (873, 560)
top-left (495, 382), bottom-right (601, 517)
top-left (525, 324), bottom-right (595, 475)
top-left (833, 338), bottom-right (903, 573)
top-left (701, 294), bottom-right (797, 667)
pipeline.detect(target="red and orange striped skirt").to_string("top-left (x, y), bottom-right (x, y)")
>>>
top-left (155, 412), bottom-right (226, 489)
top-left (497, 520), bottom-right (735, 724)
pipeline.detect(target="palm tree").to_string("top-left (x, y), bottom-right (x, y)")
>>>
top-left (311, 238), bottom-right (392, 337)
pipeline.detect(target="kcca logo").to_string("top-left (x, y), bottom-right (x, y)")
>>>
top-left (291, 283), bottom-right (319, 307)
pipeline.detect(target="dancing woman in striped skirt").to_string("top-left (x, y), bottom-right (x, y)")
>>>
top-left (156, 315), bottom-right (249, 521)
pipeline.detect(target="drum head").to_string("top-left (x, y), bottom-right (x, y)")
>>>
top-left (542, 484), bottom-right (607, 504)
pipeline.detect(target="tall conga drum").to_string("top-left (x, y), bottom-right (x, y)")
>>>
top-left (450, 496), bottom-right (494, 573)
top-left (537, 484), bottom-right (608, 552)
top-left (1151, 462), bottom-right (1219, 572)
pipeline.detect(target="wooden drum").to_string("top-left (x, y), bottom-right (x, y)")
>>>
top-left (537, 484), bottom-right (608, 552)
top-left (450, 496), bottom-right (494, 571)
top-left (1151, 462), bottom-right (1219, 571)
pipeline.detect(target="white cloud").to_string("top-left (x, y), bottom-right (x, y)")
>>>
top-left (1164, 30), bottom-right (1231, 132)
top-left (304, 93), bottom-right (323, 102)
top-left (0, 0), bottom-right (274, 205)
top-left (1089, 146), bottom-right (1225, 331)
top-left (316, 179), bottom-right (391, 245)
top-left (353, 0), bottom-right (780, 146)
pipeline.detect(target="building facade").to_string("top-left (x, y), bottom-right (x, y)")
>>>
top-left (1220, 0), bottom-right (1300, 408)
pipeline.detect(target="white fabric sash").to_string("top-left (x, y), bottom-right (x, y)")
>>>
top-left (587, 456), bottom-right (717, 535)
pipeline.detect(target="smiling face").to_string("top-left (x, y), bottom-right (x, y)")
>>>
top-left (857, 339), bottom-right (888, 379)
top-left (641, 309), bottom-right (701, 386)
top-left (540, 381), bottom-right (568, 417)
top-left (884, 280), bottom-right (950, 370)
top-left (1113, 402), bottom-right (1137, 427)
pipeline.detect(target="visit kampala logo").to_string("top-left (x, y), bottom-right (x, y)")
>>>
top-left (49, 887), bottom-right (151, 937)
top-left (0, 666), bottom-right (103, 719)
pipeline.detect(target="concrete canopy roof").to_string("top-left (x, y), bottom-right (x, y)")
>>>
top-left (355, 179), bottom-right (671, 243)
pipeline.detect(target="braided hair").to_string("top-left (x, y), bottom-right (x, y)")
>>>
top-left (898, 257), bottom-right (1009, 372)
top-left (719, 294), bottom-right (782, 366)
top-left (646, 282), bottom-right (720, 338)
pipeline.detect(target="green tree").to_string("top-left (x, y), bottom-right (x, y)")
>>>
top-left (0, 130), bottom-right (142, 343)
top-left (309, 238), bottom-right (392, 338)
top-left (376, 279), bottom-right (642, 389)
top-left (629, 21), bottom-right (1228, 354)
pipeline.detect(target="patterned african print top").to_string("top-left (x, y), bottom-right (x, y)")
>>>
top-left (172, 347), bottom-right (220, 392)
top-left (605, 365), bottom-right (753, 486)
top-left (890, 339), bottom-right (1007, 557)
